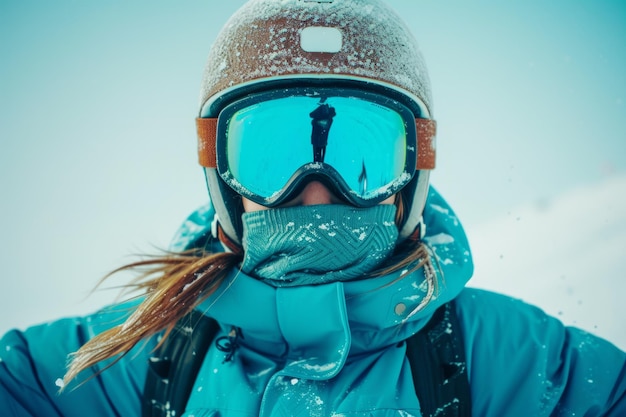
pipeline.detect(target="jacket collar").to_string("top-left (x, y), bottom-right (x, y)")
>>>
top-left (196, 257), bottom-right (468, 381)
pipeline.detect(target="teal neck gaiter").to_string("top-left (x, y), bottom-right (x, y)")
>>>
top-left (240, 204), bottom-right (398, 287)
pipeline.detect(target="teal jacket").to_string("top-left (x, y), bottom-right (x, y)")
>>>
top-left (1, 188), bottom-right (625, 416)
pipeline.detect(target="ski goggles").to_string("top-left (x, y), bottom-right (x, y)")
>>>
top-left (197, 88), bottom-right (436, 207)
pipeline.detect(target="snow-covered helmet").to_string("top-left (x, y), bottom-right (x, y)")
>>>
top-left (197, 0), bottom-right (435, 248)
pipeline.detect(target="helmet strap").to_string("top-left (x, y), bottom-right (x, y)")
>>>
top-left (406, 218), bottom-right (426, 242)
top-left (217, 223), bottom-right (243, 255)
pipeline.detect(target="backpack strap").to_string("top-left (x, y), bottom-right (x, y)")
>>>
top-left (406, 300), bottom-right (472, 417)
top-left (142, 310), bottom-right (219, 417)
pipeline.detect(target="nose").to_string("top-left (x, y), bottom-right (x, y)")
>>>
top-left (241, 180), bottom-right (341, 212)
top-left (299, 181), bottom-right (336, 206)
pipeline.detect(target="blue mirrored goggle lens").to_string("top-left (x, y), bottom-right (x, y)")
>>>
top-left (220, 94), bottom-right (412, 204)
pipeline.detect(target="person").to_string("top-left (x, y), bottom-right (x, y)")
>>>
top-left (309, 98), bottom-right (336, 163)
top-left (1, 0), bottom-right (625, 416)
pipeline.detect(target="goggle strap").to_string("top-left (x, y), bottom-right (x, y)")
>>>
top-left (196, 117), bottom-right (436, 169)
top-left (416, 119), bottom-right (436, 170)
top-left (197, 117), bottom-right (218, 168)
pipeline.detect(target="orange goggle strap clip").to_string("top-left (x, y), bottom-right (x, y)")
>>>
top-left (196, 117), bottom-right (436, 170)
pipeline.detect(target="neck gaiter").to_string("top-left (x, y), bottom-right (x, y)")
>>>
top-left (241, 204), bottom-right (398, 287)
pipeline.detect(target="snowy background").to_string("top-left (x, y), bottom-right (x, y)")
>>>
top-left (1, 1), bottom-right (625, 350)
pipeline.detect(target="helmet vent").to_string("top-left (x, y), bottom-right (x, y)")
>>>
top-left (300, 26), bottom-right (342, 53)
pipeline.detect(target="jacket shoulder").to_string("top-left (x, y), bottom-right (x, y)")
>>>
top-left (0, 299), bottom-right (156, 417)
top-left (454, 288), bottom-right (626, 416)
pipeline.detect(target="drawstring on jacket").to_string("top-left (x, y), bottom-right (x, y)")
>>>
top-left (215, 326), bottom-right (243, 363)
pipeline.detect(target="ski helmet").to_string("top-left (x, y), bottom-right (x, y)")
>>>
top-left (197, 0), bottom-right (435, 248)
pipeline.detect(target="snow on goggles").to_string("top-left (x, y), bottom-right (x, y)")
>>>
top-left (196, 88), bottom-right (436, 207)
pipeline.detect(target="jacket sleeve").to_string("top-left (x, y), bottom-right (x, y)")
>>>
top-left (456, 288), bottom-right (626, 416)
top-left (0, 300), bottom-right (156, 417)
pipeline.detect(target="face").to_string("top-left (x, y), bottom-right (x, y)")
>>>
top-left (242, 180), bottom-right (395, 212)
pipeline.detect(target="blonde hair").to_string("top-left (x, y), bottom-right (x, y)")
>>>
top-left (63, 195), bottom-right (439, 386)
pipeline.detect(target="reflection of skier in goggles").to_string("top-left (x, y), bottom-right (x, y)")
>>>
top-left (309, 99), bottom-right (336, 163)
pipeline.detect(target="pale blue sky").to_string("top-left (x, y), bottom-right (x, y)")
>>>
top-left (1, 1), bottom-right (625, 336)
